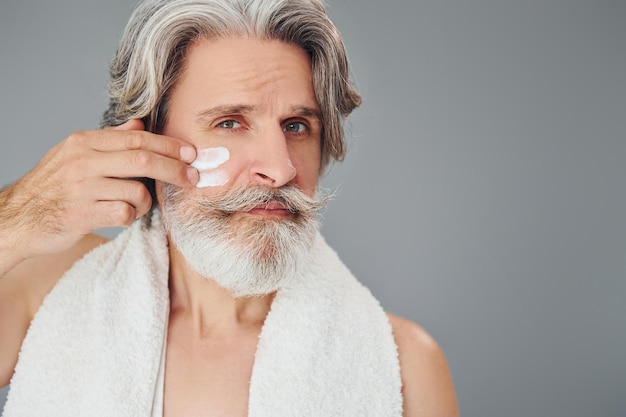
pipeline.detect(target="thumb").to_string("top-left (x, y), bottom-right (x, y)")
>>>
top-left (105, 119), bottom-right (145, 131)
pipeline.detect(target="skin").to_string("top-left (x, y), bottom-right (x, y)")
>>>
top-left (0, 37), bottom-right (458, 416)
top-left (159, 37), bottom-right (323, 416)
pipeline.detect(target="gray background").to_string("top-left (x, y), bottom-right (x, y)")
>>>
top-left (1, 1), bottom-right (624, 416)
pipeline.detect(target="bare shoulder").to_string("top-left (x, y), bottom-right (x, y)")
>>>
top-left (386, 313), bottom-right (459, 417)
top-left (5, 233), bottom-right (109, 318)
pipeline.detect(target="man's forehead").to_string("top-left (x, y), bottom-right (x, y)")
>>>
top-left (174, 36), bottom-right (319, 115)
top-left (184, 36), bottom-right (313, 81)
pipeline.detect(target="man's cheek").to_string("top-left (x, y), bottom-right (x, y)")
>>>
top-left (191, 146), bottom-right (231, 188)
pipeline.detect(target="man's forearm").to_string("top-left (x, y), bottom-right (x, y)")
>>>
top-left (0, 185), bottom-right (26, 277)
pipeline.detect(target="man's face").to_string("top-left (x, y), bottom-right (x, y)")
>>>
top-left (161, 36), bottom-right (322, 200)
top-left (157, 37), bottom-right (327, 296)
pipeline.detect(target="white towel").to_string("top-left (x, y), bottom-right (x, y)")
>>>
top-left (3, 210), bottom-right (403, 416)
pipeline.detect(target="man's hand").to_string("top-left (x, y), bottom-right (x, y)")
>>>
top-left (0, 119), bottom-right (198, 276)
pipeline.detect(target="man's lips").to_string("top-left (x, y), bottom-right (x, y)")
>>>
top-left (245, 201), bottom-right (292, 217)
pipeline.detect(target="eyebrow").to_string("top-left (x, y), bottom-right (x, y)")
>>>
top-left (290, 105), bottom-right (321, 120)
top-left (195, 104), bottom-right (259, 123)
top-left (194, 104), bottom-right (321, 123)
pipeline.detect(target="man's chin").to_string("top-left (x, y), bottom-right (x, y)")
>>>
top-left (186, 255), bottom-right (300, 298)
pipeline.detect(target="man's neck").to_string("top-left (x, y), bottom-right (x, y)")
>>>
top-left (167, 243), bottom-right (275, 339)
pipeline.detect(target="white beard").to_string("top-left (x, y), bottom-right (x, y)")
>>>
top-left (160, 184), bottom-right (329, 297)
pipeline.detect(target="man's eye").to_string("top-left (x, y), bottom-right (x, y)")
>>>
top-left (283, 122), bottom-right (307, 133)
top-left (217, 120), bottom-right (241, 129)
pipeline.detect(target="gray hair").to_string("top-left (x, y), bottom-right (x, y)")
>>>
top-left (101, 0), bottom-right (361, 172)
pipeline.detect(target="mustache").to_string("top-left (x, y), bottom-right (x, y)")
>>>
top-left (164, 184), bottom-right (334, 218)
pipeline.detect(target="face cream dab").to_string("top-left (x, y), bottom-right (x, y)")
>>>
top-left (190, 147), bottom-right (231, 188)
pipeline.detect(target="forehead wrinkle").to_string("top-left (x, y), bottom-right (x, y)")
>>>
top-left (185, 42), bottom-right (318, 124)
top-left (211, 50), bottom-right (283, 81)
top-left (224, 50), bottom-right (311, 89)
top-left (238, 69), bottom-right (291, 96)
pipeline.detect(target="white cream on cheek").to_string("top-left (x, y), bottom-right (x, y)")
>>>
top-left (190, 147), bottom-right (231, 188)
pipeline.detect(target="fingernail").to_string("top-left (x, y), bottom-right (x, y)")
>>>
top-left (187, 167), bottom-right (199, 185)
top-left (180, 146), bottom-right (196, 163)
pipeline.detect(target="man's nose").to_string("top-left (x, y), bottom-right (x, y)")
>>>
top-left (248, 127), bottom-right (297, 188)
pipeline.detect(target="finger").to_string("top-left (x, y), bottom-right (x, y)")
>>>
top-left (89, 201), bottom-right (139, 229)
top-left (101, 150), bottom-right (199, 188)
top-left (87, 178), bottom-right (153, 217)
top-left (86, 130), bottom-right (197, 164)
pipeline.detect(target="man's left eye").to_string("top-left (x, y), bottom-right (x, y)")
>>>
top-left (283, 122), bottom-right (307, 133)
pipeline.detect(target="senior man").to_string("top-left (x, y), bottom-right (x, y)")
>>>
top-left (0, 0), bottom-right (458, 415)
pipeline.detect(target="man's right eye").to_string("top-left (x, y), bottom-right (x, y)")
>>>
top-left (217, 120), bottom-right (241, 129)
